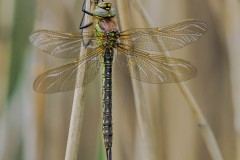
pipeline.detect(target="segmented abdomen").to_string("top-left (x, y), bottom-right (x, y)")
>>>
top-left (102, 48), bottom-right (113, 149)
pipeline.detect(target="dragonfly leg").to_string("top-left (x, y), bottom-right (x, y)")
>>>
top-left (79, 15), bottom-right (93, 47)
top-left (79, 22), bottom-right (93, 30)
top-left (79, 0), bottom-right (99, 48)
top-left (83, 36), bottom-right (94, 48)
top-left (79, 17), bottom-right (94, 48)
top-left (82, 0), bottom-right (94, 16)
top-left (79, 0), bottom-right (96, 47)
top-left (79, 0), bottom-right (94, 29)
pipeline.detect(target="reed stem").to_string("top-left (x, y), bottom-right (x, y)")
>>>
top-left (64, 0), bottom-right (95, 159)
top-left (117, 0), bottom-right (156, 159)
top-left (132, 0), bottom-right (223, 160)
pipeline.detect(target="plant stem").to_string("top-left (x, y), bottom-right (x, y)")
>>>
top-left (116, 0), bottom-right (157, 160)
top-left (132, 0), bottom-right (224, 160)
top-left (64, 0), bottom-right (95, 160)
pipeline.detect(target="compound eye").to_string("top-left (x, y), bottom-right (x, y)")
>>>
top-left (109, 7), bottom-right (116, 17)
top-left (93, 8), bottom-right (108, 18)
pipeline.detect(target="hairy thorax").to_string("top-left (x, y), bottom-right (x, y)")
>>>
top-left (96, 19), bottom-right (120, 48)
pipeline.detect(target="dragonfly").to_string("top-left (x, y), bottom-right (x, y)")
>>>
top-left (29, 0), bottom-right (208, 160)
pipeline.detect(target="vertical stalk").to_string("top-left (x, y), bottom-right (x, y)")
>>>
top-left (65, 0), bottom-right (95, 160)
top-left (116, 1), bottom-right (156, 160)
top-left (132, 0), bottom-right (223, 160)
top-left (223, 1), bottom-right (240, 160)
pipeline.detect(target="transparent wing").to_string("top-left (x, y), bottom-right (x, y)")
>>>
top-left (81, 20), bottom-right (99, 47)
top-left (29, 30), bottom-right (98, 58)
top-left (33, 47), bottom-right (105, 93)
top-left (120, 19), bottom-right (208, 53)
top-left (116, 45), bottom-right (197, 83)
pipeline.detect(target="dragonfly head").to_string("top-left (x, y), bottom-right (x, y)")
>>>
top-left (94, 1), bottom-right (116, 19)
top-left (98, 1), bottom-right (112, 11)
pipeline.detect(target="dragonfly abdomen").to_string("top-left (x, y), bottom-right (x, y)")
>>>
top-left (102, 48), bottom-right (113, 155)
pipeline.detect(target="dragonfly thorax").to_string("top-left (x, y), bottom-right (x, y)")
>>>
top-left (96, 19), bottom-right (120, 48)
top-left (103, 30), bottom-right (120, 48)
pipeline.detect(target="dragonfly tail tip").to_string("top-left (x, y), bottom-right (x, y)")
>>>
top-left (106, 148), bottom-right (112, 160)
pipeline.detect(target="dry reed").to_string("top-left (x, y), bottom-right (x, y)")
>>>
top-left (211, 1), bottom-right (240, 160)
top-left (116, 0), bottom-right (160, 160)
top-left (64, 0), bottom-right (94, 160)
top-left (131, 0), bottom-right (224, 160)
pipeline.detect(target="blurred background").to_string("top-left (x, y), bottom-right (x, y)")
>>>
top-left (0, 0), bottom-right (239, 160)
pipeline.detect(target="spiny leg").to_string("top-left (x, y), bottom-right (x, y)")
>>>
top-left (79, 0), bottom-right (95, 47)
top-left (79, 14), bottom-right (93, 48)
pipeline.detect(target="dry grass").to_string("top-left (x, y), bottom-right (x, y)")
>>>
top-left (0, 0), bottom-right (239, 160)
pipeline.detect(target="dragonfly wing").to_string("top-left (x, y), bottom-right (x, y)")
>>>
top-left (29, 30), bottom-right (98, 58)
top-left (116, 46), bottom-right (197, 83)
top-left (120, 19), bottom-right (208, 53)
top-left (33, 47), bottom-right (104, 93)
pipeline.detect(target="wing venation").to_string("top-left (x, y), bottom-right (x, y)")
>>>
top-left (33, 47), bottom-right (104, 93)
top-left (120, 19), bottom-right (207, 53)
